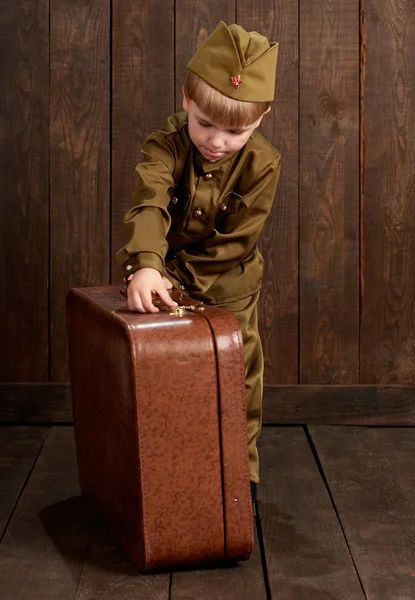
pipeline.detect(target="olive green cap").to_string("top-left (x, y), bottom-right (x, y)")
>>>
top-left (186, 21), bottom-right (279, 103)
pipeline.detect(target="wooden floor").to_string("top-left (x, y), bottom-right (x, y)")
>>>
top-left (1, 426), bottom-right (415, 599)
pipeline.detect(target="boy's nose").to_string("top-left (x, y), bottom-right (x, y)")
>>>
top-left (208, 133), bottom-right (224, 149)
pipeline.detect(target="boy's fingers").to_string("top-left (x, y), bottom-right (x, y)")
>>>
top-left (141, 291), bottom-right (160, 314)
top-left (127, 292), bottom-right (144, 313)
top-left (157, 287), bottom-right (178, 307)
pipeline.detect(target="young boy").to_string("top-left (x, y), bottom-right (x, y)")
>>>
top-left (116, 21), bottom-right (281, 501)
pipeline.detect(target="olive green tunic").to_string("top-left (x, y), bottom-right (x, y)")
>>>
top-left (116, 112), bottom-right (281, 304)
top-left (116, 111), bottom-right (281, 483)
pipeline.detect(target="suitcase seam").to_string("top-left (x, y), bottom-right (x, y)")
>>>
top-left (226, 316), bottom-right (254, 554)
top-left (200, 308), bottom-right (254, 559)
top-left (200, 311), bottom-right (227, 561)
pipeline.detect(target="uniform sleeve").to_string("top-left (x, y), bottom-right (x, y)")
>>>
top-left (178, 155), bottom-right (281, 291)
top-left (115, 136), bottom-right (176, 275)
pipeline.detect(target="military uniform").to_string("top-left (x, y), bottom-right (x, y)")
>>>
top-left (116, 22), bottom-right (280, 484)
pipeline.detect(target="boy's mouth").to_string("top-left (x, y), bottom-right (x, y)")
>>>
top-left (202, 147), bottom-right (225, 159)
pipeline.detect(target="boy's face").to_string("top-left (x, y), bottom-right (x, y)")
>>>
top-left (183, 95), bottom-right (266, 162)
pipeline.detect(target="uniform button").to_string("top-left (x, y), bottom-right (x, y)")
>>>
top-left (179, 285), bottom-right (185, 291)
top-left (171, 196), bottom-right (179, 205)
top-left (204, 173), bottom-right (213, 180)
top-left (126, 265), bottom-right (133, 272)
top-left (220, 204), bottom-right (227, 211)
top-left (193, 208), bottom-right (203, 218)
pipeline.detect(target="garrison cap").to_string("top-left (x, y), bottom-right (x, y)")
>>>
top-left (186, 21), bottom-right (279, 103)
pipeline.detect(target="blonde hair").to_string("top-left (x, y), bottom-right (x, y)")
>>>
top-left (183, 71), bottom-right (271, 129)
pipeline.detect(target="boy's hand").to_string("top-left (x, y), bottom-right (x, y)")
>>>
top-left (127, 268), bottom-right (178, 313)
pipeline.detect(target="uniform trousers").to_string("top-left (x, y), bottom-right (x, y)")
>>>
top-left (215, 292), bottom-right (263, 484)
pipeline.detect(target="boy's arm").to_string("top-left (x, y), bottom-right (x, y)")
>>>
top-left (116, 136), bottom-right (180, 311)
top-left (116, 132), bottom-right (183, 274)
top-left (178, 156), bottom-right (281, 290)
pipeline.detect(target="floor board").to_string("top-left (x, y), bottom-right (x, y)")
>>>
top-left (74, 521), bottom-right (170, 600)
top-left (0, 426), bottom-right (49, 538)
top-left (258, 427), bottom-right (366, 599)
top-left (310, 426), bottom-right (415, 599)
top-left (170, 521), bottom-right (266, 600)
top-left (1, 425), bottom-right (415, 599)
top-left (0, 427), bottom-right (91, 600)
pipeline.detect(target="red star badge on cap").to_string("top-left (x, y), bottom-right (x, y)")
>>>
top-left (231, 75), bottom-right (243, 89)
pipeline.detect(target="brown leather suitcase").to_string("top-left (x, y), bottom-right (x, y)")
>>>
top-left (66, 285), bottom-right (253, 572)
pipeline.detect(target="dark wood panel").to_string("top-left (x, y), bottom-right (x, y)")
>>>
top-left (111, 0), bottom-right (175, 283)
top-left (3, 383), bottom-right (415, 425)
top-left (262, 383), bottom-right (415, 425)
top-left (361, 0), bottom-right (415, 384)
top-left (0, 384), bottom-right (72, 423)
top-left (175, 1), bottom-right (235, 111)
top-left (171, 525), bottom-right (266, 600)
top-left (258, 427), bottom-right (365, 598)
top-left (0, 0), bottom-right (49, 382)
top-left (0, 427), bottom-right (91, 599)
top-left (310, 426), bottom-right (415, 598)
top-left (238, 0), bottom-right (299, 385)
top-left (0, 427), bottom-right (49, 538)
top-left (50, 0), bottom-right (110, 381)
top-left (299, 0), bottom-right (360, 384)
top-left (74, 521), bottom-right (170, 600)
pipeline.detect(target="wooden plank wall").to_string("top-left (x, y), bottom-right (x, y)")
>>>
top-left (361, 0), bottom-right (415, 385)
top-left (50, 0), bottom-right (110, 381)
top-left (1, 1), bottom-right (414, 415)
top-left (0, 0), bottom-right (49, 382)
top-left (300, 0), bottom-right (360, 385)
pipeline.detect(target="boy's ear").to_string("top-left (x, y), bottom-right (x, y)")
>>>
top-left (255, 106), bottom-right (271, 128)
top-left (182, 87), bottom-right (190, 112)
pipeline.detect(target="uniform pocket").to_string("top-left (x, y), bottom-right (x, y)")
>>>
top-left (218, 191), bottom-right (243, 214)
top-left (215, 191), bottom-right (246, 234)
